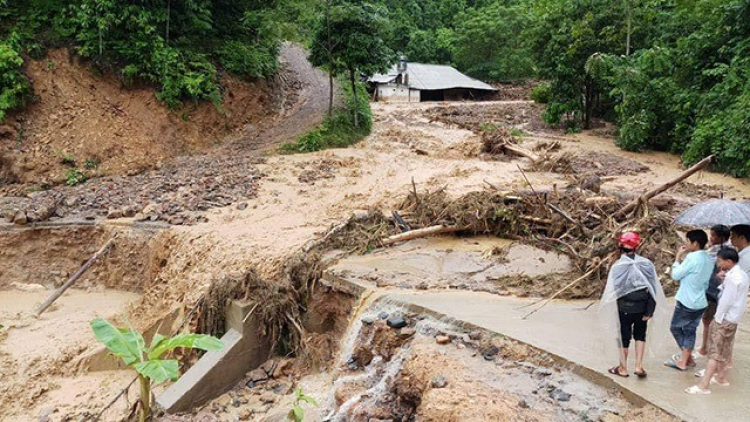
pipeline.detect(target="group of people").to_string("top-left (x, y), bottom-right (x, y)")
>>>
top-left (600, 224), bottom-right (750, 394)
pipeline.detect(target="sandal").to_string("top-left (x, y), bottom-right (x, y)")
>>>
top-left (672, 353), bottom-right (696, 367)
top-left (634, 369), bottom-right (647, 378)
top-left (684, 385), bottom-right (711, 395)
top-left (710, 376), bottom-right (730, 387)
top-left (695, 369), bottom-right (706, 378)
top-left (608, 366), bottom-right (629, 378)
top-left (664, 358), bottom-right (686, 371)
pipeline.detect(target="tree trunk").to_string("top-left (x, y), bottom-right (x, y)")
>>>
top-left (349, 68), bottom-right (359, 128)
top-left (166, 0), bottom-right (171, 44)
top-left (626, 0), bottom-right (632, 56)
top-left (328, 72), bottom-right (334, 118)
top-left (326, 1), bottom-right (333, 117)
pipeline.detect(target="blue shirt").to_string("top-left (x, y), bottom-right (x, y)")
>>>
top-left (671, 250), bottom-right (712, 310)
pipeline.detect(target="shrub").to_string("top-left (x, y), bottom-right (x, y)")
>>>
top-left (530, 82), bottom-right (551, 104)
top-left (282, 78), bottom-right (371, 153)
top-left (0, 33), bottom-right (30, 122)
top-left (65, 168), bottom-right (87, 186)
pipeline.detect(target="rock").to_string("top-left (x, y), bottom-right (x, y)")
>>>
top-left (534, 367), bottom-right (554, 377)
top-left (133, 212), bottom-right (146, 221)
top-left (272, 358), bottom-right (294, 379)
top-left (484, 345), bottom-right (500, 356)
top-left (469, 330), bottom-right (483, 341)
top-left (238, 409), bottom-right (253, 421)
top-left (247, 368), bottom-right (268, 383)
top-left (352, 209), bottom-right (371, 221)
top-left (517, 399), bottom-right (529, 409)
top-left (261, 359), bottom-right (277, 376)
top-left (483, 354), bottom-right (496, 361)
top-left (580, 175), bottom-right (602, 193)
top-left (550, 388), bottom-right (571, 402)
top-left (361, 316), bottom-right (376, 325)
top-left (259, 392), bottom-right (276, 404)
top-left (10, 283), bottom-right (44, 293)
top-left (399, 327), bottom-right (416, 338)
top-left (13, 211), bottom-right (28, 225)
top-left (106, 206), bottom-right (123, 219)
top-left (386, 315), bottom-right (407, 329)
top-left (236, 202), bottom-right (248, 211)
top-left (378, 312), bottom-right (389, 320)
top-left (600, 413), bottom-right (625, 422)
top-left (435, 335), bottom-right (451, 345)
top-left (430, 375), bottom-right (448, 388)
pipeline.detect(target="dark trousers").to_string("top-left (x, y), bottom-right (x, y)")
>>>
top-left (619, 311), bottom-right (648, 348)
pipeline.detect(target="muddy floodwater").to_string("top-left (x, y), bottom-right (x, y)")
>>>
top-left (327, 236), bottom-right (572, 294)
top-left (0, 288), bottom-right (140, 421)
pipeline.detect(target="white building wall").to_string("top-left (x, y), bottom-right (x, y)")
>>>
top-left (376, 84), bottom-right (420, 103)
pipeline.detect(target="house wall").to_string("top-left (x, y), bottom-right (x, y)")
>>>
top-left (375, 84), bottom-right (420, 103)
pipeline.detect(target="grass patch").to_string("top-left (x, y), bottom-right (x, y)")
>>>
top-left (281, 78), bottom-right (371, 153)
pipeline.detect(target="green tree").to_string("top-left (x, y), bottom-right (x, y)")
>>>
top-left (310, 0), bottom-right (393, 128)
top-left (452, 2), bottom-right (534, 81)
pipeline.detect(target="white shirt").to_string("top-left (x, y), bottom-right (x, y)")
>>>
top-left (715, 265), bottom-right (750, 324)
top-left (739, 247), bottom-right (750, 275)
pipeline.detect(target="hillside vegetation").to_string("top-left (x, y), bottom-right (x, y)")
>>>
top-left (1, 0), bottom-right (748, 176)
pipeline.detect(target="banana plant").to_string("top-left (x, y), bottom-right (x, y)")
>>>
top-left (91, 318), bottom-right (223, 422)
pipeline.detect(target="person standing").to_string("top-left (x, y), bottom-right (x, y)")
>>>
top-left (601, 232), bottom-right (665, 378)
top-left (730, 224), bottom-right (750, 274)
top-left (665, 230), bottom-right (713, 371)
top-left (685, 248), bottom-right (749, 394)
top-left (697, 225), bottom-right (732, 358)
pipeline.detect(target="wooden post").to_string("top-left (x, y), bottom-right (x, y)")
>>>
top-left (381, 225), bottom-right (467, 246)
top-left (35, 237), bottom-right (115, 317)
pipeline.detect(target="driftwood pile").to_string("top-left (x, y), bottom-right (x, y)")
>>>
top-left (378, 156), bottom-right (713, 301)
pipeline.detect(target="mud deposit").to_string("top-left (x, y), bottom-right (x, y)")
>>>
top-left (328, 237), bottom-right (572, 296)
top-left (0, 289), bottom-right (140, 421)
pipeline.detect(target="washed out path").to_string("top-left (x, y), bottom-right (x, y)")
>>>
top-left (387, 291), bottom-right (749, 422)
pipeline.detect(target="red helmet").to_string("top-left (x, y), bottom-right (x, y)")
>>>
top-left (619, 231), bottom-right (641, 249)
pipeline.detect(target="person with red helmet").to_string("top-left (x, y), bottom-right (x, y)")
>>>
top-left (599, 231), bottom-right (665, 378)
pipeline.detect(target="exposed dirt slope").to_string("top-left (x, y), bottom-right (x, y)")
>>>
top-left (1, 50), bottom-right (272, 187)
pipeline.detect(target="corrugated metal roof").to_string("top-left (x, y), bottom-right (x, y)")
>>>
top-left (369, 63), bottom-right (496, 91)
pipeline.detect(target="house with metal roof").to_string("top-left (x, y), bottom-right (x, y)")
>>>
top-left (368, 58), bottom-right (496, 103)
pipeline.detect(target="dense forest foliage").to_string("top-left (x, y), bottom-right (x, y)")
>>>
top-left (1, 0), bottom-right (749, 175)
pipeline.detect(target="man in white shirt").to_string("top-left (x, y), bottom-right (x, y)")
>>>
top-left (686, 248), bottom-right (749, 394)
top-left (730, 224), bottom-right (750, 274)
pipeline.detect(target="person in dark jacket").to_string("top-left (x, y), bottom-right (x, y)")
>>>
top-left (601, 232), bottom-right (664, 378)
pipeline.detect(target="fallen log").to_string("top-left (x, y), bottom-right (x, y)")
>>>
top-left (504, 144), bottom-right (540, 162)
top-left (35, 237), bottom-right (115, 317)
top-left (585, 196), bottom-right (617, 206)
top-left (381, 225), bottom-right (467, 246)
top-left (614, 155), bottom-right (713, 218)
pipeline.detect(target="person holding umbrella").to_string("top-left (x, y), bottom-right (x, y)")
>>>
top-left (600, 232), bottom-right (666, 378)
top-left (730, 224), bottom-right (750, 274)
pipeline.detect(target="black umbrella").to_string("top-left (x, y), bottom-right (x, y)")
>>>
top-left (674, 199), bottom-right (750, 227)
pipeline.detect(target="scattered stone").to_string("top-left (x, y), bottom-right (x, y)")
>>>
top-left (483, 354), bottom-right (496, 361)
top-left (236, 202), bottom-right (248, 210)
top-left (37, 408), bottom-right (53, 422)
top-left (106, 206), bottom-right (123, 219)
top-left (361, 316), bottom-right (376, 325)
top-left (261, 359), bottom-right (277, 376)
top-left (468, 330), bottom-right (483, 341)
top-left (11, 282), bottom-right (46, 292)
top-left (517, 399), bottom-right (529, 409)
top-left (272, 358), bottom-right (294, 379)
top-left (13, 211), bottom-right (28, 225)
top-left (399, 327), bottom-right (416, 338)
top-left (386, 315), bottom-right (407, 329)
top-left (550, 388), bottom-right (571, 402)
top-left (484, 346), bottom-right (500, 356)
top-left (599, 412), bottom-right (625, 422)
top-left (247, 368), bottom-right (268, 384)
top-left (352, 209), bottom-right (371, 221)
top-left (272, 383), bottom-right (288, 394)
top-left (378, 312), bottom-right (389, 320)
top-left (435, 335), bottom-right (451, 345)
top-left (259, 392), bottom-right (276, 404)
top-left (534, 367), bottom-right (554, 377)
top-left (430, 375), bottom-right (448, 389)
top-left (238, 409), bottom-right (253, 421)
